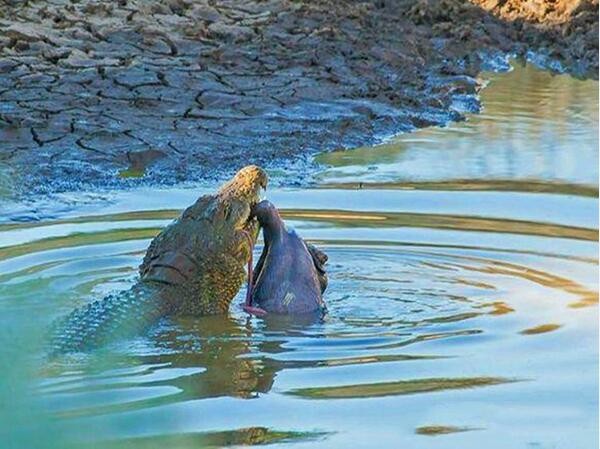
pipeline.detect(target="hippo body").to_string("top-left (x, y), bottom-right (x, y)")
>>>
top-left (247, 201), bottom-right (327, 316)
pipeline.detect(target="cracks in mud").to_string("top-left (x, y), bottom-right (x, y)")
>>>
top-left (0, 0), bottom-right (596, 194)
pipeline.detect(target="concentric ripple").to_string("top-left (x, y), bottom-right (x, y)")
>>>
top-left (0, 188), bottom-right (597, 449)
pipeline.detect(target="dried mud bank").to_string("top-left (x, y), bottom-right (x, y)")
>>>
top-left (0, 0), bottom-right (597, 196)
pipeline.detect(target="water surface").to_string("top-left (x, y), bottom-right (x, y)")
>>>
top-left (317, 62), bottom-right (598, 188)
top-left (0, 63), bottom-right (597, 449)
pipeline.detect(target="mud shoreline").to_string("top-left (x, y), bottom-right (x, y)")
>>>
top-left (0, 0), bottom-right (597, 196)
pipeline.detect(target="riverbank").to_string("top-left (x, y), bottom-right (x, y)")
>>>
top-left (0, 0), bottom-right (597, 196)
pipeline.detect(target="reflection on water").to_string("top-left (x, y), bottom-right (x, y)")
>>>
top-left (519, 323), bottom-right (562, 335)
top-left (0, 62), bottom-right (598, 449)
top-left (415, 425), bottom-right (479, 436)
top-left (77, 428), bottom-right (330, 449)
top-left (288, 376), bottom-right (518, 399)
top-left (316, 62), bottom-right (599, 187)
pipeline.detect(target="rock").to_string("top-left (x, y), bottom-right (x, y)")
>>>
top-left (0, 58), bottom-right (18, 73)
top-left (207, 23), bottom-right (255, 43)
top-left (189, 4), bottom-right (222, 22)
top-left (59, 49), bottom-right (120, 68)
top-left (5, 22), bottom-right (56, 43)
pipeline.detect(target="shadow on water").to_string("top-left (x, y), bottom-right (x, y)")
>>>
top-left (76, 428), bottom-right (332, 449)
top-left (287, 376), bottom-right (520, 399)
top-left (415, 425), bottom-right (480, 436)
top-left (42, 312), bottom-right (449, 420)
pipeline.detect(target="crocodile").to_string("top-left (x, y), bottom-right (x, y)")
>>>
top-left (50, 165), bottom-right (268, 353)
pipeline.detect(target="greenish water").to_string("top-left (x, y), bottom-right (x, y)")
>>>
top-left (0, 63), bottom-right (598, 449)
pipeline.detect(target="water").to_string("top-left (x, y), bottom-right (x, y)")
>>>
top-left (0, 63), bottom-right (597, 449)
top-left (316, 62), bottom-right (599, 187)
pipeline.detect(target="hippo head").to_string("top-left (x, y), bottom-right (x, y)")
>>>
top-left (251, 200), bottom-right (285, 237)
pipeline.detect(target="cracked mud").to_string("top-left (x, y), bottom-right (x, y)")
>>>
top-left (0, 0), bottom-right (597, 195)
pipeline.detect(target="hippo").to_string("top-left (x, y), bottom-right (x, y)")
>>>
top-left (243, 200), bottom-right (328, 316)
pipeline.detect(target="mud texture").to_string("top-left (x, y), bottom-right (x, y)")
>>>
top-left (0, 0), bottom-right (597, 195)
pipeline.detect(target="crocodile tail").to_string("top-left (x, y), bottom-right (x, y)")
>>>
top-left (49, 283), bottom-right (165, 354)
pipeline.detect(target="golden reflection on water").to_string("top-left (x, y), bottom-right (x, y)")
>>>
top-left (288, 377), bottom-right (518, 399)
top-left (317, 180), bottom-right (599, 197)
top-left (476, 301), bottom-right (515, 315)
top-left (280, 209), bottom-right (598, 241)
top-left (0, 228), bottom-right (159, 262)
top-left (415, 425), bottom-right (479, 436)
top-left (519, 324), bottom-right (563, 335)
top-left (451, 257), bottom-right (599, 308)
top-left (1, 207), bottom-right (597, 264)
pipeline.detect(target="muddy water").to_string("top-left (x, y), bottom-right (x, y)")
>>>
top-left (0, 63), bottom-right (597, 449)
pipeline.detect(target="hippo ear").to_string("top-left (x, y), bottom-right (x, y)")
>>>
top-left (306, 243), bottom-right (328, 294)
top-left (306, 243), bottom-right (328, 270)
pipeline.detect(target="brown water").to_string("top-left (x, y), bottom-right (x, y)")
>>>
top-left (0, 63), bottom-right (597, 449)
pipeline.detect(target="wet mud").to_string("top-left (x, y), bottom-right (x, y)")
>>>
top-left (0, 0), bottom-right (597, 195)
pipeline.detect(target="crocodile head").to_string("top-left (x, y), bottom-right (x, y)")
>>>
top-left (211, 165), bottom-right (268, 267)
top-left (139, 165), bottom-right (268, 315)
